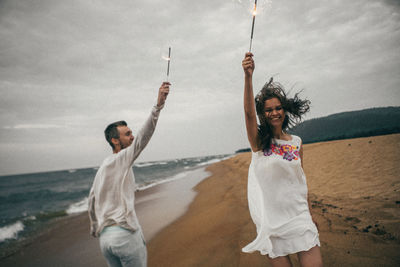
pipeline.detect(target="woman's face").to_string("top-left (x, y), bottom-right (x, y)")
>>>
top-left (264, 97), bottom-right (285, 128)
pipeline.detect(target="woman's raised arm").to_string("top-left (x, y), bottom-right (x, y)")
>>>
top-left (242, 52), bottom-right (259, 152)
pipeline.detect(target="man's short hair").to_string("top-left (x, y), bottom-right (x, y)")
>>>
top-left (104, 121), bottom-right (127, 149)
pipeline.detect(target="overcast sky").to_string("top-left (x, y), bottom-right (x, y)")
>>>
top-left (0, 0), bottom-right (399, 175)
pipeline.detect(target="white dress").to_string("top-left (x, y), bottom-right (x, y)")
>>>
top-left (242, 135), bottom-right (320, 258)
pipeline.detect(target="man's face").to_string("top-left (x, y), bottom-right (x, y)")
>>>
top-left (116, 126), bottom-right (134, 149)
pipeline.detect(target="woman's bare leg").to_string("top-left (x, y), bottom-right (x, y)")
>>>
top-left (268, 255), bottom-right (293, 267)
top-left (297, 245), bottom-right (323, 267)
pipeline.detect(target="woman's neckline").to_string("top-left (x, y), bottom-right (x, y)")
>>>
top-left (273, 134), bottom-right (293, 142)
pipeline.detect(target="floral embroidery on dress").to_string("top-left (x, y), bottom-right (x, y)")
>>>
top-left (263, 143), bottom-right (300, 161)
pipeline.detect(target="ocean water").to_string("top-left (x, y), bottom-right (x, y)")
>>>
top-left (0, 154), bottom-right (232, 255)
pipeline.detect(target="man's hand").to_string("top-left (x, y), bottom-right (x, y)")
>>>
top-left (242, 52), bottom-right (255, 77)
top-left (157, 82), bottom-right (170, 107)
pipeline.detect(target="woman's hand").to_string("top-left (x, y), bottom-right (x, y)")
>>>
top-left (242, 52), bottom-right (255, 77)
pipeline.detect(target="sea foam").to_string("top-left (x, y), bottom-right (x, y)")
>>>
top-left (66, 197), bottom-right (89, 214)
top-left (0, 221), bottom-right (24, 242)
top-left (138, 155), bottom-right (232, 190)
top-left (135, 161), bottom-right (168, 168)
top-left (137, 168), bottom-right (207, 191)
top-left (194, 155), bottom-right (233, 167)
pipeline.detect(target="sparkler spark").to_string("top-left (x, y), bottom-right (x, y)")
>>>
top-left (247, 0), bottom-right (272, 52)
top-left (249, 0), bottom-right (257, 52)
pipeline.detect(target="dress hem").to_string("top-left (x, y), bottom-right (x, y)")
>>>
top-left (242, 238), bottom-right (321, 259)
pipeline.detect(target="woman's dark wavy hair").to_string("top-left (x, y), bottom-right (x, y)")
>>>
top-left (255, 77), bottom-right (311, 150)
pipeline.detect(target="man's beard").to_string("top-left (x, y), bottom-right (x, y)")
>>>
top-left (120, 141), bottom-right (131, 150)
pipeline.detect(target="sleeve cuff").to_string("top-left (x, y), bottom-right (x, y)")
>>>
top-left (154, 103), bottom-right (164, 111)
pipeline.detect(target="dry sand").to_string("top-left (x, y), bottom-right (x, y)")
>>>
top-left (148, 134), bottom-right (400, 267)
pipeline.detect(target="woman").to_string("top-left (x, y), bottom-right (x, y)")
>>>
top-left (241, 52), bottom-right (323, 267)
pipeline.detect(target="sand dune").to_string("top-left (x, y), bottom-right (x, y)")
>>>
top-left (148, 134), bottom-right (400, 267)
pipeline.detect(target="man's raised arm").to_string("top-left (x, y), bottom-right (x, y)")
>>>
top-left (120, 82), bottom-right (170, 166)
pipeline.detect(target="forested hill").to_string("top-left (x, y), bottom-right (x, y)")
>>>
top-left (289, 106), bottom-right (400, 144)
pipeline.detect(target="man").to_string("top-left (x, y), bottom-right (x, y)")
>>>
top-left (88, 82), bottom-right (170, 267)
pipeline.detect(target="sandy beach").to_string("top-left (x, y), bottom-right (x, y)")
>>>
top-left (2, 134), bottom-right (400, 266)
top-left (148, 134), bottom-right (400, 267)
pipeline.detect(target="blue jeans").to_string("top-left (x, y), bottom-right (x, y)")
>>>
top-left (99, 226), bottom-right (147, 267)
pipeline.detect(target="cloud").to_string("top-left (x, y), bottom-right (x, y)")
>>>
top-left (4, 124), bottom-right (66, 129)
top-left (0, 0), bottom-right (399, 174)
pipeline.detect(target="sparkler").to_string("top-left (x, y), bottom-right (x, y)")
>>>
top-left (163, 47), bottom-right (172, 82)
top-left (249, 0), bottom-right (257, 52)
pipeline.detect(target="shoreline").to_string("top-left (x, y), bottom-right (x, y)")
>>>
top-left (135, 167), bottom-right (211, 241)
top-left (1, 166), bottom-right (211, 267)
top-left (0, 154), bottom-right (233, 255)
top-left (1, 134), bottom-right (399, 266)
